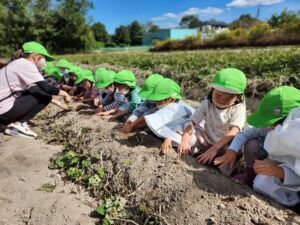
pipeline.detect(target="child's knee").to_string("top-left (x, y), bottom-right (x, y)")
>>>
top-left (244, 138), bottom-right (260, 155)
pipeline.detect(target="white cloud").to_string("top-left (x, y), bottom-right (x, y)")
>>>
top-left (151, 7), bottom-right (223, 22)
top-left (227, 0), bottom-right (285, 8)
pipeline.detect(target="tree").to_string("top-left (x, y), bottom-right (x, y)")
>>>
top-left (180, 15), bottom-right (201, 28)
top-left (145, 22), bottom-right (159, 33)
top-left (129, 21), bottom-right (145, 45)
top-left (51, 0), bottom-right (96, 53)
top-left (229, 14), bottom-right (260, 29)
top-left (114, 25), bottom-right (131, 45)
top-left (1, 0), bottom-right (32, 50)
top-left (31, 0), bottom-right (55, 50)
top-left (91, 22), bottom-right (110, 43)
top-left (268, 9), bottom-right (300, 28)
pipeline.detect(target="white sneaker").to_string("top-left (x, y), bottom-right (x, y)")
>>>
top-left (21, 122), bottom-right (38, 138)
top-left (4, 126), bottom-right (34, 138)
top-left (6, 122), bottom-right (37, 138)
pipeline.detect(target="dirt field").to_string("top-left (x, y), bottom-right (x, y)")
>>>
top-left (0, 101), bottom-right (300, 225)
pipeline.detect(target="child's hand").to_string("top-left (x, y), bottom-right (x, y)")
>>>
top-left (161, 139), bottom-right (172, 155)
top-left (214, 149), bottom-right (237, 169)
top-left (97, 111), bottom-right (110, 116)
top-left (253, 160), bottom-right (284, 179)
top-left (178, 140), bottom-right (191, 156)
top-left (95, 107), bottom-right (103, 114)
top-left (197, 147), bottom-right (218, 164)
top-left (120, 124), bottom-right (133, 134)
top-left (94, 98), bottom-right (100, 107)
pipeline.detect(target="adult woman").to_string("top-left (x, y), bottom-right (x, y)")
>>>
top-left (0, 41), bottom-right (71, 138)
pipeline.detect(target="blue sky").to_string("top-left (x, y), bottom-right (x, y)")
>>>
top-left (88, 0), bottom-right (300, 34)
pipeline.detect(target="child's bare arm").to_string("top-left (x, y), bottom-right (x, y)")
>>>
top-left (178, 124), bottom-right (193, 155)
top-left (97, 107), bottom-right (119, 116)
top-left (198, 126), bottom-right (240, 164)
top-left (110, 109), bottom-right (130, 119)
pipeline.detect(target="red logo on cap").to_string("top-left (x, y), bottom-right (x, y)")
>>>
top-left (273, 107), bottom-right (281, 115)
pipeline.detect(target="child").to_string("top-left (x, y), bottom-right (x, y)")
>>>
top-left (94, 70), bottom-right (116, 107)
top-left (73, 69), bottom-right (97, 105)
top-left (143, 78), bottom-right (195, 154)
top-left (179, 68), bottom-right (247, 166)
top-left (60, 66), bottom-right (81, 94)
top-left (94, 70), bottom-right (127, 114)
top-left (43, 62), bottom-right (63, 88)
top-left (214, 86), bottom-right (300, 187)
top-left (118, 74), bottom-right (164, 133)
top-left (93, 67), bottom-right (109, 105)
top-left (56, 58), bottom-right (73, 80)
top-left (97, 70), bottom-right (140, 117)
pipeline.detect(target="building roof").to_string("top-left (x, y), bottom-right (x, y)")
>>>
top-left (201, 20), bottom-right (227, 27)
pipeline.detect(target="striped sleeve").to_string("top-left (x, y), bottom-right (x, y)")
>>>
top-left (104, 91), bottom-right (127, 111)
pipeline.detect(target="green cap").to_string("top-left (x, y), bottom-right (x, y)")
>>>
top-left (210, 68), bottom-right (247, 94)
top-left (139, 74), bottom-right (164, 98)
top-left (146, 78), bottom-right (182, 101)
top-left (75, 69), bottom-right (95, 84)
top-left (22, 41), bottom-right (55, 61)
top-left (114, 70), bottom-right (136, 88)
top-left (57, 58), bottom-right (73, 69)
top-left (95, 70), bottom-right (116, 88)
top-left (94, 68), bottom-right (108, 83)
top-left (43, 62), bottom-right (63, 80)
top-left (69, 66), bottom-right (81, 76)
top-left (248, 86), bottom-right (300, 128)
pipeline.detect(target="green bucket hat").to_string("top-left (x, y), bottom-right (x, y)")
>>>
top-left (248, 86), bottom-right (300, 128)
top-left (95, 70), bottom-right (116, 89)
top-left (139, 74), bottom-right (164, 98)
top-left (75, 69), bottom-right (95, 84)
top-left (94, 68), bottom-right (108, 83)
top-left (22, 41), bottom-right (55, 61)
top-left (69, 66), bottom-right (81, 76)
top-left (114, 70), bottom-right (136, 88)
top-left (146, 78), bottom-right (182, 101)
top-left (211, 68), bottom-right (247, 94)
top-left (57, 58), bottom-right (73, 69)
top-left (43, 62), bottom-right (63, 80)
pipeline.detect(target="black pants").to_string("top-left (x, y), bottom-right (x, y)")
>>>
top-left (0, 86), bottom-right (52, 126)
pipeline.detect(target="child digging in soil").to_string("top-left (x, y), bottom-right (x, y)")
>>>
top-left (118, 74), bottom-right (164, 133)
top-left (143, 78), bottom-right (195, 154)
top-left (72, 69), bottom-right (98, 105)
top-left (94, 70), bottom-right (127, 115)
top-left (214, 86), bottom-right (300, 189)
top-left (97, 70), bottom-right (143, 119)
top-left (178, 68), bottom-right (247, 171)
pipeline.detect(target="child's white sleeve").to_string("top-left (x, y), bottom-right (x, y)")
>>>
top-left (228, 103), bottom-right (246, 131)
top-left (282, 165), bottom-right (300, 188)
top-left (186, 100), bottom-right (207, 128)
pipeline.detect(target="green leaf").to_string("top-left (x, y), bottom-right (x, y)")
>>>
top-left (37, 183), bottom-right (56, 193)
top-left (81, 159), bottom-right (91, 168)
top-left (88, 174), bottom-right (101, 187)
top-left (96, 203), bottom-right (106, 216)
top-left (54, 156), bottom-right (66, 168)
top-left (96, 167), bottom-right (105, 177)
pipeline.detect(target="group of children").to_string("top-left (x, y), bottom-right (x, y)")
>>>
top-left (42, 58), bottom-right (300, 208)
